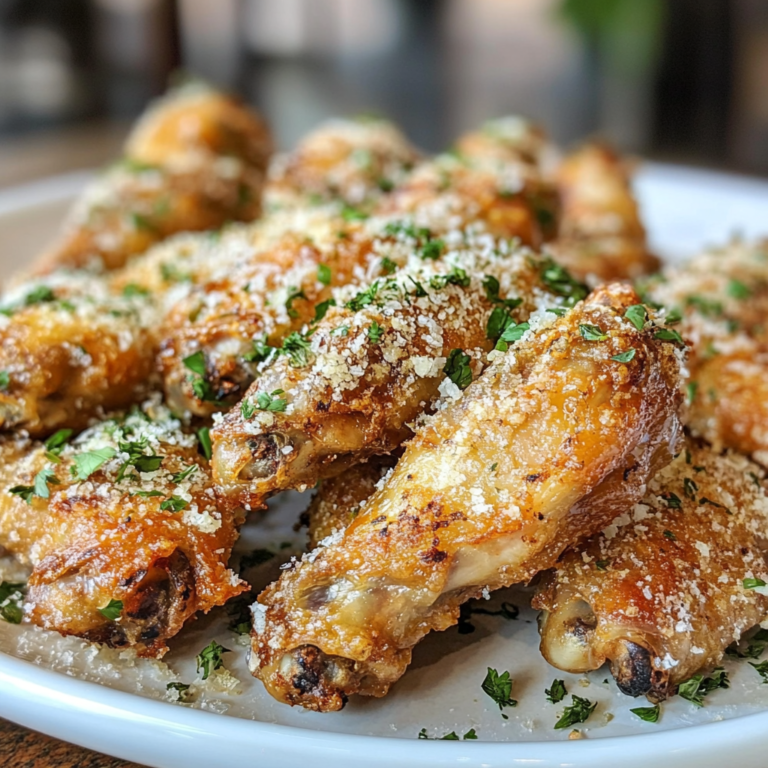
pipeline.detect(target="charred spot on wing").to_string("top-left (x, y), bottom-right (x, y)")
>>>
top-left (623, 462), bottom-right (640, 482)
top-left (611, 640), bottom-right (656, 698)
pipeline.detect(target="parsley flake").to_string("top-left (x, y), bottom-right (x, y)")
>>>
top-left (539, 259), bottom-right (588, 305)
top-left (72, 447), bottom-right (117, 480)
top-left (727, 279), bottom-right (751, 299)
top-left (285, 287), bottom-right (307, 319)
top-left (579, 324), bottom-right (608, 341)
top-left (0, 371), bottom-right (8, 390)
top-left (611, 349), bottom-right (636, 363)
top-left (481, 667), bottom-right (517, 717)
top-left (743, 578), bottom-right (767, 590)
top-left (196, 640), bottom-right (231, 680)
top-left (545, 679), bottom-right (567, 704)
top-left (317, 264), bottom-right (332, 286)
top-left (197, 427), bottom-right (212, 460)
top-left (654, 328), bottom-right (685, 346)
top-left (166, 682), bottom-right (191, 702)
top-left (750, 661), bottom-right (768, 682)
top-left (243, 335), bottom-right (274, 364)
top-left (495, 321), bottom-right (530, 351)
top-left (443, 349), bottom-right (473, 390)
top-left (678, 668), bottom-right (729, 706)
top-left (630, 704), bottom-right (660, 723)
top-left (281, 332), bottom-right (313, 368)
top-left (160, 496), bottom-right (188, 512)
top-left (554, 696), bottom-right (597, 729)
top-left (98, 599), bottom-right (123, 621)
top-left (368, 321), bottom-right (384, 343)
top-left (0, 581), bottom-right (25, 624)
top-left (313, 298), bottom-right (336, 323)
top-left (624, 304), bottom-right (648, 330)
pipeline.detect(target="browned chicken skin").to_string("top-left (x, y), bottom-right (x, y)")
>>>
top-left (534, 438), bottom-right (768, 701)
top-left (248, 283), bottom-right (684, 711)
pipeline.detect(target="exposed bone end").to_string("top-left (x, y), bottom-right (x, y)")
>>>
top-left (610, 638), bottom-right (670, 702)
top-left (259, 645), bottom-right (353, 712)
top-left (538, 599), bottom-right (598, 673)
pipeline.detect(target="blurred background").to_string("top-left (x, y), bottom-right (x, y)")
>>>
top-left (0, 0), bottom-right (766, 188)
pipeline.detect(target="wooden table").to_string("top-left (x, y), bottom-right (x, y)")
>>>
top-left (0, 718), bottom-right (146, 768)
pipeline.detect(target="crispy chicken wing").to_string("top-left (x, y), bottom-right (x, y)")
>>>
top-left (211, 239), bottom-right (584, 506)
top-left (0, 273), bottom-right (158, 436)
top-left (33, 83), bottom-right (272, 274)
top-left (643, 239), bottom-right (768, 464)
top-left (0, 396), bottom-right (245, 656)
top-left (248, 283), bottom-right (684, 710)
top-left (534, 438), bottom-right (768, 702)
top-left (547, 144), bottom-right (658, 282)
top-left (265, 117), bottom-right (420, 210)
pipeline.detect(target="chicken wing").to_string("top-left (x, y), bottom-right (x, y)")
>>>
top-left (265, 116), bottom-right (420, 211)
top-left (643, 239), bottom-right (768, 464)
top-left (0, 395), bottom-right (245, 656)
top-left (0, 273), bottom-right (159, 436)
top-left (547, 144), bottom-right (658, 282)
top-left (534, 438), bottom-right (768, 702)
top-left (211, 239), bottom-right (587, 507)
top-left (248, 283), bottom-right (684, 710)
top-left (33, 82), bottom-right (272, 274)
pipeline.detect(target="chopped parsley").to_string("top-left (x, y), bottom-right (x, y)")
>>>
top-left (160, 496), bottom-right (188, 512)
top-left (317, 264), bottom-right (332, 286)
top-left (44, 428), bottom-right (73, 462)
top-left (166, 682), bottom-right (191, 702)
top-left (743, 578), bottom-right (767, 590)
top-left (72, 447), bottom-right (117, 480)
top-left (115, 438), bottom-right (163, 481)
top-left (0, 371), bottom-right (9, 390)
top-left (430, 267), bottom-right (470, 289)
top-left (183, 351), bottom-right (218, 402)
top-left (380, 256), bottom-right (398, 275)
top-left (281, 332), bottom-right (313, 368)
top-left (368, 321), bottom-right (384, 343)
top-left (546, 307), bottom-right (568, 317)
top-left (419, 238), bottom-right (445, 261)
top-left (285, 287), bottom-right (307, 319)
top-left (663, 529), bottom-right (677, 541)
top-left (665, 308), bottom-right (683, 324)
top-left (341, 205), bottom-right (368, 222)
top-left (171, 465), bottom-right (197, 484)
top-left (554, 695), bottom-right (597, 729)
top-left (630, 704), bottom-right (660, 723)
top-left (481, 667), bottom-right (517, 717)
top-left (678, 668), bottom-right (729, 706)
top-left (122, 283), bottom-right (150, 298)
top-left (482, 275), bottom-right (523, 309)
top-left (0, 581), bottom-right (25, 624)
top-left (545, 679), bottom-right (567, 704)
top-left (196, 640), bottom-right (231, 680)
top-left (660, 492), bottom-right (682, 509)
top-left (98, 599), bottom-right (123, 621)
top-left (443, 349), bottom-right (473, 390)
top-left (579, 324), bottom-right (608, 341)
top-left (313, 298), bottom-right (336, 323)
top-left (8, 468), bottom-right (59, 503)
top-left (654, 328), bottom-right (685, 346)
top-left (611, 349), bottom-right (636, 363)
top-left (486, 306), bottom-right (514, 341)
top-left (345, 281), bottom-right (380, 312)
top-left (686, 381), bottom-right (698, 403)
top-left (595, 559), bottom-right (610, 571)
top-left (683, 477), bottom-right (698, 499)
top-left (243, 335), bottom-right (274, 364)
top-left (539, 259), bottom-right (588, 306)
top-left (624, 304), bottom-right (648, 330)
top-left (23, 285), bottom-right (56, 306)
top-left (495, 321), bottom-right (530, 352)
top-left (727, 279), bottom-right (751, 300)
top-left (418, 728), bottom-right (478, 740)
top-left (197, 427), bottom-right (212, 460)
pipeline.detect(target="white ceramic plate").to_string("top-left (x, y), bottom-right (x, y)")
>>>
top-left (2, 165), bottom-right (768, 768)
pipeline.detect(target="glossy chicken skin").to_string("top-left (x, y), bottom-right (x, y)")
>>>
top-left (534, 439), bottom-right (768, 702)
top-left (0, 273), bottom-right (158, 437)
top-left (0, 397), bottom-right (245, 656)
top-left (547, 144), bottom-right (658, 282)
top-left (33, 83), bottom-right (272, 274)
top-left (248, 283), bottom-right (684, 710)
top-left (211, 239), bottom-right (579, 507)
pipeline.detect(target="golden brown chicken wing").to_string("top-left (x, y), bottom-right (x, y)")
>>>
top-left (211, 239), bottom-right (587, 507)
top-left (0, 273), bottom-right (158, 437)
top-left (547, 144), bottom-right (658, 282)
top-left (534, 438), bottom-right (768, 702)
top-left (248, 283), bottom-right (684, 711)
top-left (33, 83), bottom-right (272, 274)
top-left (265, 116), bottom-right (420, 210)
top-left (0, 396), bottom-right (245, 656)
top-left (643, 239), bottom-right (768, 464)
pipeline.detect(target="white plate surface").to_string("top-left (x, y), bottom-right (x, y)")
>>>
top-left (2, 164), bottom-right (768, 768)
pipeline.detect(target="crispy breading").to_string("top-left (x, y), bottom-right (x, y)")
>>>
top-left (534, 438), bottom-right (768, 702)
top-left (265, 117), bottom-right (420, 210)
top-left (32, 83), bottom-right (272, 274)
top-left (305, 457), bottom-right (397, 550)
top-left (248, 283), bottom-right (684, 711)
top-left (644, 239), bottom-right (768, 464)
top-left (0, 396), bottom-right (245, 656)
top-left (211, 238), bottom-right (584, 507)
top-left (0, 273), bottom-right (159, 436)
top-left (547, 144), bottom-right (658, 282)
